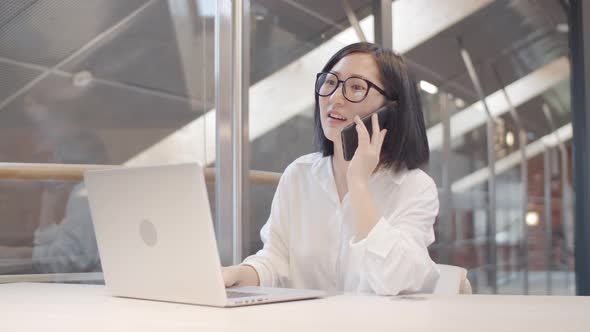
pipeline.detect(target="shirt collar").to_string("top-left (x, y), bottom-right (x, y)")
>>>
top-left (310, 154), bottom-right (339, 203)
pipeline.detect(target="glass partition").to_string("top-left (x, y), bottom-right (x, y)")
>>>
top-left (0, 0), bottom-right (215, 282)
top-left (245, 0), bottom-right (375, 256)
top-left (0, 0), bottom-right (576, 296)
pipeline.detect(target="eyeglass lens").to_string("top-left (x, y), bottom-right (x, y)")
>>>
top-left (316, 72), bottom-right (369, 102)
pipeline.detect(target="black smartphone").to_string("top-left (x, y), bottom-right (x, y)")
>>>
top-left (341, 104), bottom-right (394, 161)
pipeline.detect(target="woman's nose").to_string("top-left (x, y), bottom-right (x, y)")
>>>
top-left (329, 83), bottom-right (346, 103)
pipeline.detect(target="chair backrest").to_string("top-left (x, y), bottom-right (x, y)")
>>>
top-left (433, 264), bottom-right (472, 295)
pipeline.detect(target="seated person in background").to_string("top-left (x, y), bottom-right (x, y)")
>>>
top-left (0, 132), bottom-right (106, 274)
top-left (222, 42), bottom-right (440, 295)
top-left (31, 181), bottom-right (99, 273)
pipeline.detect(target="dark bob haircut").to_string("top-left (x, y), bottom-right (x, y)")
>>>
top-left (314, 42), bottom-right (429, 172)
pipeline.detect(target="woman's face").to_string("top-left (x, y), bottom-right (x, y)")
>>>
top-left (319, 53), bottom-right (386, 144)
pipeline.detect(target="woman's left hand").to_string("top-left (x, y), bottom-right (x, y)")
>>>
top-left (346, 113), bottom-right (387, 187)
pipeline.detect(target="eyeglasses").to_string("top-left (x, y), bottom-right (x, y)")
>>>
top-left (315, 72), bottom-right (391, 103)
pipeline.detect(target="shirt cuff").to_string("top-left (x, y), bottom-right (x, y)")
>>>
top-left (349, 217), bottom-right (396, 259)
top-left (240, 257), bottom-right (271, 287)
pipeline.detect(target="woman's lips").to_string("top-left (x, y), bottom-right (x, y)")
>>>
top-left (326, 116), bottom-right (349, 126)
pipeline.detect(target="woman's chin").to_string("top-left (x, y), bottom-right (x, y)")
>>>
top-left (324, 134), bottom-right (341, 146)
top-left (323, 132), bottom-right (338, 144)
top-left (322, 128), bottom-right (341, 142)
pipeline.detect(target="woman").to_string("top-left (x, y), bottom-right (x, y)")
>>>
top-left (223, 42), bottom-right (439, 295)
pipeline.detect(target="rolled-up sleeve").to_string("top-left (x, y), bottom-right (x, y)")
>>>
top-left (349, 181), bottom-right (440, 295)
top-left (241, 171), bottom-right (291, 288)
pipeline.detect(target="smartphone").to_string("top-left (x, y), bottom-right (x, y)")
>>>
top-left (341, 104), bottom-right (394, 161)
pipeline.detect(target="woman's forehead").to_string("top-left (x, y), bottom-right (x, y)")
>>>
top-left (330, 53), bottom-right (381, 82)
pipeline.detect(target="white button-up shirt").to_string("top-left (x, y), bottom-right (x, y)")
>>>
top-left (242, 152), bottom-right (440, 295)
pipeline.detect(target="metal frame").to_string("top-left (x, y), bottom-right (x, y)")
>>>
top-left (232, 0), bottom-right (251, 264)
top-left (570, 0), bottom-right (590, 296)
top-left (543, 147), bottom-right (553, 294)
top-left (543, 103), bottom-right (572, 291)
top-left (215, 0), bottom-right (250, 265)
top-left (342, 0), bottom-right (367, 42)
top-left (372, 0), bottom-right (392, 49)
top-left (215, 0), bottom-right (234, 266)
top-left (492, 66), bottom-right (529, 294)
top-left (439, 92), bottom-right (453, 264)
top-left (458, 40), bottom-right (497, 293)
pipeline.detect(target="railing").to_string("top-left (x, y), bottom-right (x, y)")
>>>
top-left (0, 272), bottom-right (103, 284)
top-left (0, 163), bottom-right (281, 185)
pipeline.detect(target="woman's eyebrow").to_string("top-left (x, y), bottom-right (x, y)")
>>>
top-left (330, 70), bottom-right (371, 81)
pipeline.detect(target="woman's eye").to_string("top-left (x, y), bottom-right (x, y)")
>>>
top-left (351, 84), bottom-right (366, 91)
top-left (325, 79), bottom-right (337, 86)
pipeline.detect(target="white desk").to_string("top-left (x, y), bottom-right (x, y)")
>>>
top-left (1, 282), bottom-right (589, 331)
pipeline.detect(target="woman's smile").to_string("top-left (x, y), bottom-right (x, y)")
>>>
top-left (326, 110), bottom-right (349, 126)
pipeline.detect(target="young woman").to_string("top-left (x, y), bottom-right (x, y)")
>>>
top-left (222, 42), bottom-right (439, 295)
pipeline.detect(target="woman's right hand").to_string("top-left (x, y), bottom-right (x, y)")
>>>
top-left (221, 265), bottom-right (260, 288)
top-left (221, 266), bottom-right (241, 287)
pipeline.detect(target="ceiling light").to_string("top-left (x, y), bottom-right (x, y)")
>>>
top-left (526, 211), bottom-right (539, 226)
top-left (556, 23), bottom-right (569, 33)
top-left (455, 98), bottom-right (465, 109)
top-left (419, 80), bottom-right (438, 94)
top-left (506, 131), bottom-right (515, 147)
top-left (72, 71), bottom-right (93, 87)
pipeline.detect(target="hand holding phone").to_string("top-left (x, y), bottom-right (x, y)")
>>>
top-left (340, 104), bottom-right (394, 161)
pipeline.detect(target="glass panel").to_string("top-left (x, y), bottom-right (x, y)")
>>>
top-left (0, 0), bottom-right (215, 282)
top-left (244, 0), bottom-right (574, 296)
top-left (245, 0), bottom-right (374, 256)
top-left (412, 0), bottom-right (573, 295)
top-left (0, 179), bottom-right (99, 275)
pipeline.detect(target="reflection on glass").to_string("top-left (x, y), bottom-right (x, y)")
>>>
top-left (0, 130), bottom-right (107, 274)
top-left (0, 0), bottom-right (214, 282)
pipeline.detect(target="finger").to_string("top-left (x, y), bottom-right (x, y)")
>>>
top-left (371, 113), bottom-right (380, 144)
top-left (377, 129), bottom-right (388, 152)
top-left (222, 267), bottom-right (237, 287)
top-left (379, 129), bottom-right (388, 145)
top-left (354, 116), bottom-right (370, 146)
top-left (354, 115), bottom-right (367, 132)
top-left (224, 276), bottom-right (238, 288)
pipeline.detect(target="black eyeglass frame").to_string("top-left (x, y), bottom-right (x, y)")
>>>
top-left (315, 72), bottom-right (394, 103)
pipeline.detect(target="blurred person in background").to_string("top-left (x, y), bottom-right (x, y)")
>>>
top-left (0, 132), bottom-right (107, 273)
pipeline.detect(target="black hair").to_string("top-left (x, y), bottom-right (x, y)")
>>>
top-left (314, 42), bottom-right (429, 172)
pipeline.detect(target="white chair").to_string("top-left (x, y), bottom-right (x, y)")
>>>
top-left (433, 264), bottom-right (472, 295)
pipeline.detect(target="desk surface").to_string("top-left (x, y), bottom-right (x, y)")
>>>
top-left (1, 282), bottom-right (589, 332)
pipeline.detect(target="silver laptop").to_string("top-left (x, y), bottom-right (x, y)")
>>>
top-left (84, 163), bottom-right (324, 307)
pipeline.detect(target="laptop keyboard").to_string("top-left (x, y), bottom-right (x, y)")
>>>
top-left (226, 290), bottom-right (264, 298)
